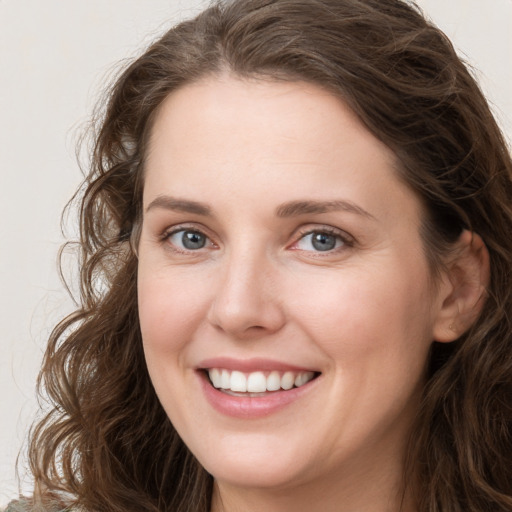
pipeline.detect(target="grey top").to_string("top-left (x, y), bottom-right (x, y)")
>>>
top-left (2, 501), bottom-right (29, 512)
top-left (2, 500), bottom-right (69, 512)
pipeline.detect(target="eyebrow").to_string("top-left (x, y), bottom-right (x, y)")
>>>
top-left (145, 195), bottom-right (374, 220)
top-left (145, 196), bottom-right (212, 216)
top-left (275, 199), bottom-right (375, 219)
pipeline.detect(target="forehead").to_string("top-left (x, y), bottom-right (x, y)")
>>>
top-left (147, 76), bottom-right (391, 166)
top-left (143, 76), bottom-right (421, 227)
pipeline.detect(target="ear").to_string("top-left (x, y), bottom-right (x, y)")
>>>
top-left (433, 230), bottom-right (490, 343)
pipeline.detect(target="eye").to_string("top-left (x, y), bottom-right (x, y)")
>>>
top-left (166, 229), bottom-right (211, 251)
top-left (294, 230), bottom-right (347, 252)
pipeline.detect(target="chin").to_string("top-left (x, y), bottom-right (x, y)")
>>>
top-left (205, 458), bottom-right (303, 490)
top-left (188, 432), bottom-right (313, 490)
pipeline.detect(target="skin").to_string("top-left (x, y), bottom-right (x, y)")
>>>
top-left (137, 76), bottom-right (458, 512)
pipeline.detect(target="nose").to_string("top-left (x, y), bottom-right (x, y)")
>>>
top-left (207, 250), bottom-right (286, 339)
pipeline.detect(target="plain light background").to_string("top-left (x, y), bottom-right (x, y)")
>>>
top-left (1, 0), bottom-right (511, 504)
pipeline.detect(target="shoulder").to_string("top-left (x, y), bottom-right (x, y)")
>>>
top-left (2, 501), bottom-right (28, 512)
top-left (2, 501), bottom-right (29, 512)
top-left (2, 500), bottom-right (75, 512)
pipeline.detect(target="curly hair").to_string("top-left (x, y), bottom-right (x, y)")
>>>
top-left (27, 1), bottom-right (512, 511)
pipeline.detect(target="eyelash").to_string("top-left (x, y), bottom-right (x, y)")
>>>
top-left (160, 224), bottom-right (354, 255)
top-left (291, 226), bottom-right (354, 254)
top-left (160, 224), bottom-right (216, 254)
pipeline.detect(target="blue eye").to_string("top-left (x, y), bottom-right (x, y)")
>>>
top-left (296, 231), bottom-right (345, 252)
top-left (168, 229), bottom-right (208, 250)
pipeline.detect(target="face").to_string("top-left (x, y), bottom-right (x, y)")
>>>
top-left (138, 77), bottom-right (448, 494)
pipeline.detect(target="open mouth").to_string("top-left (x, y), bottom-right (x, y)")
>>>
top-left (204, 368), bottom-right (320, 396)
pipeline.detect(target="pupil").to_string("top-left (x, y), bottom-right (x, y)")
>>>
top-left (312, 233), bottom-right (336, 251)
top-left (182, 231), bottom-right (206, 249)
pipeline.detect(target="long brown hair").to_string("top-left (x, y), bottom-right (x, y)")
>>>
top-left (28, 1), bottom-right (512, 511)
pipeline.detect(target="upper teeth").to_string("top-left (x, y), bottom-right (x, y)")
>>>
top-left (207, 368), bottom-right (316, 393)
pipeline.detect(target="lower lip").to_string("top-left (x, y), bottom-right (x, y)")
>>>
top-left (199, 371), bottom-right (319, 419)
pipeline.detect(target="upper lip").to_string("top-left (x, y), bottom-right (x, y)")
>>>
top-left (197, 357), bottom-right (319, 373)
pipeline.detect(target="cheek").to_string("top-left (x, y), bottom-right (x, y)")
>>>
top-left (137, 268), bottom-right (212, 427)
top-left (137, 267), bottom-right (213, 355)
top-left (288, 263), bottom-right (435, 365)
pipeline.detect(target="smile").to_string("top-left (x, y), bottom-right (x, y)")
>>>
top-left (207, 368), bottom-right (317, 394)
top-left (198, 359), bottom-right (321, 418)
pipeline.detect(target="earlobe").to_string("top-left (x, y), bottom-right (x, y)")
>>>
top-left (433, 230), bottom-right (490, 343)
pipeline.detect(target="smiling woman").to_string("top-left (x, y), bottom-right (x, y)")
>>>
top-left (6, 0), bottom-right (512, 511)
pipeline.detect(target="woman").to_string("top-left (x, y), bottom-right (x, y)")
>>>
top-left (7, 0), bottom-right (512, 511)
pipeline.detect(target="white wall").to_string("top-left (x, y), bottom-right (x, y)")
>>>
top-left (1, 0), bottom-right (511, 504)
